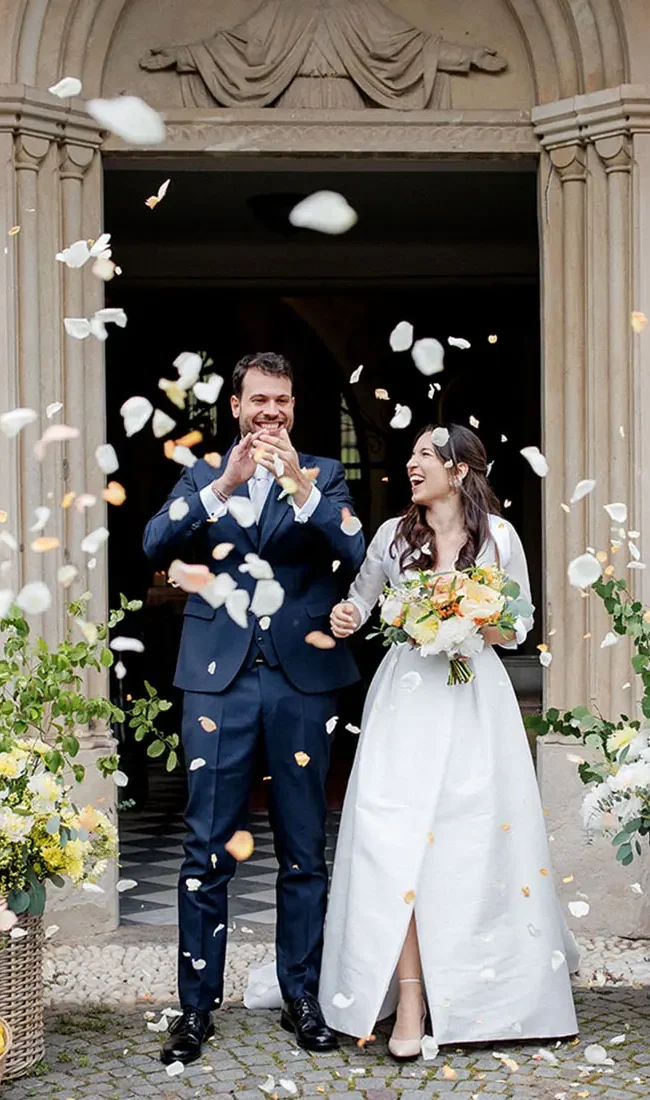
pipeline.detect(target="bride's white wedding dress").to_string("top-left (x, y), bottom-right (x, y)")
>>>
top-left (319, 514), bottom-right (579, 1044)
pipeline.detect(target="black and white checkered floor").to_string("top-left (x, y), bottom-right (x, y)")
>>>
top-left (118, 767), bottom-right (339, 927)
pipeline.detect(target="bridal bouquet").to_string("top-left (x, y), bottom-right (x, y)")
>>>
top-left (375, 565), bottom-right (531, 685)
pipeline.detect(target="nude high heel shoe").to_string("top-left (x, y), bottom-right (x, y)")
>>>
top-left (388, 978), bottom-right (426, 1061)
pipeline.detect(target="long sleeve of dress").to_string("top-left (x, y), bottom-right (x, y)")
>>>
top-left (498, 520), bottom-right (534, 649)
top-left (346, 520), bottom-right (395, 627)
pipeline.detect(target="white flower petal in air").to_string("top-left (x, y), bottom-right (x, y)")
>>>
top-left (57, 565), bottom-right (77, 587)
top-left (629, 540), bottom-right (641, 561)
top-left (34, 424), bottom-right (80, 461)
top-left (431, 427), bottom-right (450, 448)
top-left (447, 336), bottom-right (471, 350)
top-left (243, 554), bottom-right (274, 581)
top-left (190, 758), bottom-right (206, 772)
top-left (401, 671), bottom-right (422, 692)
top-left (171, 445), bottom-right (198, 468)
top-left (0, 407), bottom-right (38, 438)
top-left (46, 402), bottom-right (63, 419)
top-left (120, 396), bottom-right (153, 437)
top-left (174, 351), bottom-right (203, 390)
top-left (227, 496), bottom-right (256, 529)
top-left (570, 479), bottom-right (596, 504)
top-left (326, 716), bottom-right (339, 735)
top-left (169, 498), bottom-right (189, 521)
top-left (604, 502), bottom-right (628, 525)
top-left (332, 992), bottom-right (355, 1010)
top-left (89, 233), bottom-right (111, 258)
top-left (0, 532), bottom-right (17, 552)
top-left (16, 581), bottom-right (51, 615)
top-left (193, 374), bottom-right (224, 404)
top-left (251, 579), bottom-right (285, 618)
top-left (88, 316), bottom-right (108, 342)
top-left (110, 636), bottom-right (144, 653)
top-left (87, 95), bottom-right (166, 145)
top-left (56, 239), bottom-right (91, 268)
top-left (152, 409), bottom-right (176, 438)
top-left (630, 883), bottom-right (643, 895)
top-left (48, 76), bottom-right (82, 98)
top-left (568, 552), bottom-right (602, 589)
top-left (201, 574), bottom-right (238, 609)
top-left (350, 365), bottom-right (363, 384)
top-left (95, 443), bottom-right (119, 475)
top-left (345, 723), bottom-right (361, 735)
top-left (551, 950), bottom-right (565, 971)
top-left (341, 514), bottom-right (362, 536)
top-left (601, 632), bottom-right (619, 649)
top-left (114, 660), bottom-right (126, 680)
top-left (185, 878), bottom-right (202, 891)
top-left (390, 404), bottom-right (412, 430)
top-left (520, 446), bottom-right (548, 477)
top-left (412, 338), bottom-right (444, 376)
top-left (389, 321), bottom-right (414, 352)
top-left (539, 651), bottom-right (552, 668)
top-left (94, 307), bottom-right (127, 329)
top-left (289, 190), bottom-right (357, 235)
top-left (191, 957), bottom-right (207, 970)
top-left (568, 900), bottom-right (590, 918)
top-left (0, 590), bottom-right (13, 618)
top-left (259, 616), bottom-right (271, 631)
top-left (225, 589), bottom-right (250, 628)
top-left (30, 507), bottom-right (51, 532)
top-left (112, 770), bottom-right (129, 788)
top-left (64, 317), bottom-right (91, 340)
top-left (81, 526), bottom-right (109, 554)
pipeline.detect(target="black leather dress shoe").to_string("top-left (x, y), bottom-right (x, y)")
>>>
top-left (160, 1008), bottom-right (215, 1065)
top-left (281, 994), bottom-right (338, 1052)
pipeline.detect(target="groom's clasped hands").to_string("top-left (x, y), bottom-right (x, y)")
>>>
top-left (212, 429), bottom-right (314, 509)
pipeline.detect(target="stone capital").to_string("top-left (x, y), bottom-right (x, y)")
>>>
top-left (59, 140), bottom-right (96, 181)
top-left (594, 133), bottom-right (633, 174)
top-left (549, 142), bottom-right (587, 183)
top-left (14, 132), bottom-right (50, 171)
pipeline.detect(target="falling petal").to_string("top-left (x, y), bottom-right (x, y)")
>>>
top-left (110, 636), bottom-right (144, 653)
top-left (145, 178), bottom-right (171, 208)
top-left (431, 427), bottom-right (449, 447)
top-left (305, 631), bottom-right (336, 650)
top-left (332, 992), bottom-right (355, 1010)
top-left (412, 338), bottom-right (444, 376)
top-left (251, 579), bottom-right (285, 618)
top-left (74, 493), bottom-right (96, 512)
top-left (279, 476), bottom-right (298, 496)
top-left (630, 883), bottom-right (643, 895)
top-left (600, 631), bottom-right (619, 648)
top-left (225, 830), bottom-right (255, 861)
top-left (120, 396), bottom-right (153, 437)
top-left (567, 553), bottom-right (602, 588)
top-left (57, 240), bottom-right (91, 268)
top-left (87, 95), bottom-right (165, 145)
top-left (190, 758), bottom-right (206, 771)
top-left (198, 716), bottom-right (217, 733)
top-left (112, 769), bottom-right (128, 788)
top-left (340, 508), bottom-right (362, 536)
top-left (294, 751), bottom-right (310, 767)
top-left (46, 402), bottom-right (63, 419)
top-left (212, 543), bottom-right (234, 562)
top-left (201, 573), bottom-right (238, 609)
top-left (81, 526), bottom-right (109, 554)
top-left (289, 191), bottom-right (357, 235)
top-left (57, 564), bottom-right (77, 587)
top-left (114, 660), bottom-right (126, 680)
top-left (390, 404), bottom-right (412, 430)
top-left (0, 407), bottom-right (38, 439)
top-left (0, 590), bottom-right (13, 618)
top-left (350, 365), bottom-right (363, 384)
top-left (48, 76), bottom-right (82, 98)
top-left (570, 479), bottom-right (596, 504)
top-left (0, 532), bottom-right (17, 551)
top-left (193, 374), bottom-right (224, 404)
top-left (568, 901), bottom-right (589, 918)
top-left (103, 481), bottom-right (126, 507)
top-left (64, 317), bottom-right (91, 340)
top-left (185, 878), bottom-right (202, 891)
top-left (30, 507), bottom-right (51, 532)
top-left (171, 445), bottom-right (198, 468)
top-left (225, 589), bottom-right (250, 628)
top-left (227, 496), bottom-right (256, 529)
top-left (520, 446), bottom-right (549, 477)
top-left (604, 502), bottom-right (628, 524)
top-left (374, 387), bottom-right (390, 401)
top-left (539, 651), bottom-right (552, 668)
top-left (631, 311), bottom-right (648, 334)
top-left (152, 409), bottom-right (176, 438)
top-left (400, 671), bottom-right (422, 692)
top-left (389, 321), bottom-right (414, 352)
top-left (345, 723), bottom-right (361, 735)
top-left (326, 716), bottom-right (339, 734)
top-left (16, 581), bottom-right (51, 614)
top-left (31, 536), bottom-right (60, 553)
top-left (96, 443), bottom-right (119, 475)
top-left (33, 423), bottom-right (80, 461)
top-left (207, 661), bottom-right (216, 675)
top-left (448, 336), bottom-right (471, 349)
top-left (332, 560), bottom-right (341, 572)
top-left (92, 256), bottom-right (117, 281)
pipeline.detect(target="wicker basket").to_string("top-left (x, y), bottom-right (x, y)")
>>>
top-left (0, 1017), bottom-right (13, 1084)
top-left (0, 915), bottom-right (44, 1079)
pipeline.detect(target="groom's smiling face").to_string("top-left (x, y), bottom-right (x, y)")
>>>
top-left (231, 368), bottom-right (295, 439)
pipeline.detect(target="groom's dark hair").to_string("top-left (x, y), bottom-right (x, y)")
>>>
top-left (232, 352), bottom-right (293, 398)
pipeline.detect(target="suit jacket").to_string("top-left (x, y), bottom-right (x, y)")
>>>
top-left (142, 451), bottom-right (366, 695)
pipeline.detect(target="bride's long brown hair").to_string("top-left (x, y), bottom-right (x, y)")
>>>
top-left (390, 423), bottom-right (502, 572)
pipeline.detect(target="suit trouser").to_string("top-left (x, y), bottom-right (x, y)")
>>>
top-left (178, 664), bottom-right (337, 1012)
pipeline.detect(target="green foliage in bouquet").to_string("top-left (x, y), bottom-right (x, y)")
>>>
top-left (525, 575), bottom-right (650, 865)
top-left (0, 593), bottom-right (176, 918)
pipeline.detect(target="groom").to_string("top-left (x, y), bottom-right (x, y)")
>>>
top-left (143, 352), bottom-right (365, 1063)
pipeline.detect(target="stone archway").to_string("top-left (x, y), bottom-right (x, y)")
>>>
top-left (1, 0), bottom-right (649, 936)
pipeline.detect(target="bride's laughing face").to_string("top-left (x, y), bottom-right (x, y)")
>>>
top-left (407, 434), bottom-right (450, 505)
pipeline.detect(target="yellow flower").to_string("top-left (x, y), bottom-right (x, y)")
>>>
top-left (606, 726), bottom-right (637, 755)
top-left (0, 748), bottom-right (28, 778)
top-left (404, 604), bottom-right (440, 647)
top-left (457, 579), bottom-right (504, 623)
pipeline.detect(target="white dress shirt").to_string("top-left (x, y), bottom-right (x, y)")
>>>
top-left (199, 463), bottom-right (321, 524)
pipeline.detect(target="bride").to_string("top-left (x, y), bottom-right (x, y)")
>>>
top-left (319, 423), bottom-right (579, 1058)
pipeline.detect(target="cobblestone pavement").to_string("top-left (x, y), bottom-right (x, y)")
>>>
top-left (4, 988), bottom-right (650, 1100)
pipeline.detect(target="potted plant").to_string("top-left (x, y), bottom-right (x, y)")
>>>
top-left (0, 591), bottom-right (176, 1078)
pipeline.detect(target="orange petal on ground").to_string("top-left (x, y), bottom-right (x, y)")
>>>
top-left (198, 716), bottom-right (217, 732)
top-left (204, 452), bottom-right (222, 469)
top-left (225, 830), bottom-right (255, 862)
top-left (442, 1066), bottom-right (457, 1080)
top-left (356, 1035), bottom-right (376, 1049)
top-left (305, 631), bottom-right (336, 650)
top-left (294, 752), bottom-right (311, 768)
top-left (31, 536), bottom-right (60, 552)
top-left (103, 481), bottom-right (126, 506)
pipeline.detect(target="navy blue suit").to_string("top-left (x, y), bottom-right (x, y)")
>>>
top-left (143, 451), bottom-right (365, 1012)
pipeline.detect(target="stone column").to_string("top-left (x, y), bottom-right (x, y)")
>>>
top-left (533, 88), bottom-right (650, 936)
top-left (0, 88), bottom-right (117, 934)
